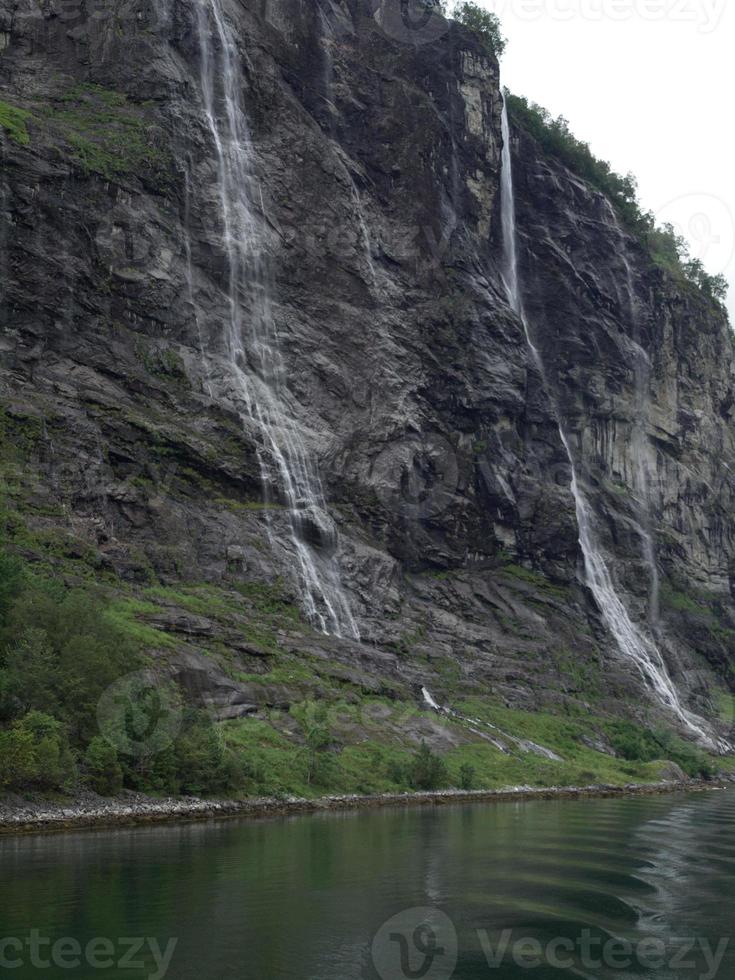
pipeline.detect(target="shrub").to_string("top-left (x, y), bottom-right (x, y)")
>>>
top-left (0, 550), bottom-right (24, 627)
top-left (409, 741), bottom-right (448, 791)
top-left (175, 712), bottom-right (242, 796)
top-left (3, 628), bottom-right (58, 716)
top-left (84, 737), bottom-right (124, 796)
top-left (0, 726), bottom-right (36, 790)
top-left (606, 720), bottom-right (716, 780)
top-left (0, 585), bottom-right (140, 741)
top-left (294, 701), bottom-right (337, 788)
top-left (0, 101), bottom-right (31, 146)
top-left (386, 758), bottom-right (409, 788)
top-left (458, 762), bottom-right (476, 790)
top-left (444, 2), bottom-right (506, 57)
top-left (0, 712), bottom-right (77, 791)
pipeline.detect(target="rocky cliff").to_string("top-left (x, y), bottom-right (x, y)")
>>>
top-left (2, 0), bottom-right (734, 777)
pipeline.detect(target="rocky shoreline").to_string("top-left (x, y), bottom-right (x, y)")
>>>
top-left (0, 779), bottom-right (730, 837)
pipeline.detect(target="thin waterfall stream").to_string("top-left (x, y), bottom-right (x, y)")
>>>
top-left (500, 95), bottom-right (715, 747)
top-left (194, 0), bottom-right (359, 639)
top-left (612, 214), bottom-right (661, 628)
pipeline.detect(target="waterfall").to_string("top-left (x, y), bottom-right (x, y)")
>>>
top-left (617, 239), bottom-right (661, 628)
top-left (499, 95), bottom-right (713, 746)
top-left (631, 342), bottom-right (661, 626)
top-left (194, 0), bottom-right (359, 640)
top-left (183, 165), bottom-right (213, 399)
top-left (350, 180), bottom-right (377, 287)
top-left (421, 687), bottom-right (563, 760)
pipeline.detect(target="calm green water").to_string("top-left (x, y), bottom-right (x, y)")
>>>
top-left (2, 790), bottom-right (735, 979)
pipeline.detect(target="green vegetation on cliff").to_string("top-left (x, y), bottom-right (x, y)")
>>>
top-left (0, 542), bottom-right (243, 797)
top-left (442, 1), bottom-right (507, 57)
top-left (0, 100), bottom-right (31, 145)
top-left (506, 93), bottom-right (728, 307)
top-left (0, 84), bottom-right (168, 182)
top-left (46, 83), bottom-right (167, 180)
top-left (0, 514), bottom-right (721, 801)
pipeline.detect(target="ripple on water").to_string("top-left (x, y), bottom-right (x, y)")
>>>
top-left (0, 790), bottom-right (733, 979)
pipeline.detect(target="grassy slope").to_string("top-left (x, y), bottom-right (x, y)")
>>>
top-left (0, 399), bottom-right (728, 799)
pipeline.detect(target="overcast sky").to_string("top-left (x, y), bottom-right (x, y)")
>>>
top-left (483, 0), bottom-right (735, 320)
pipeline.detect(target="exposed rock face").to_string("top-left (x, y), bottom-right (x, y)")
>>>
top-left (1, 0), bottom-right (734, 738)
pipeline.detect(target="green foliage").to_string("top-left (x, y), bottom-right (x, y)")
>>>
top-left (0, 101), bottom-right (31, 145)
top-left (293, 701), bottom-right (337, 787)
top-left (409, 740), bottom-right (448, 791)
top-left (0, 550), bottom-right (24, 629)
top-left (0, 712), bottom-right (76, 791)
top-left (38, 84), bottom-right (168, 181)
top-left (115, 708), bottom-right (244, 798)
top-left (105, 597), bottom-right (176, 649)
top-left (134, 340), bottom-right (189, 383)
top-left (458, 762), bottom-right (476, 790)
top-left (84, 737), bottom-right (124, 796)
top-left (2, 628), bottom-right (58, 717)
top-left (174, 711), bottom-right (242, 796)
top-left (501, 562), bottom-right (568, 599)
top-left (1, 587), bottom-right (140, 741)
top-left (443, 2), bottom-right (506, 57)
top-left (0, 543), bottom-right (147, 795)
top-left (605, 720), bottom-right (715, 779)
top-left (659, 585), bottom-right (735, 647)
top-left (0, 725), bottom-right (36, 790)
top-left (219, 694), bottom-right (723, 800)
top-left (506, 94), bottom-right (728, 308)
top-left (661, 585), bottom-right (706, 614)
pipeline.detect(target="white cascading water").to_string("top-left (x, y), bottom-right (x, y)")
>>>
top-left (183, 166), bottom-right (212, 399)
top-left (500, 95), bottom-right (714, 746)
top-left (421, 688), bottom-right (563, 760)
top-left (194, 0), bottom-right (359, 639)
top-left (616, 237), bottom-right (661, 627)
top-left (631, 340), bottom-right (661, 626)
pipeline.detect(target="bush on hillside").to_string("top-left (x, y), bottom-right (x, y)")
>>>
top-left (0, 711), bottom-right (76, 792)
top-left (84, 736), bottom-right (124, 796)
top-left (410, 740), bottom-right (448, 790)
top-left (442, 2), bottom-right (506, 57)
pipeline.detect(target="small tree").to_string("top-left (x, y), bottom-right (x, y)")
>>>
top-left (446, 2), bottom-right (507, 57)
top-left (13, 712), bottom-right (77, 791)
top-left (458, 762), bottom-right (476, 790)
top-left (85, 737), bottom-right (124, 796)
top-left (4, 628), bottom-right (58, 717)
top-left (409, 740), bottom-right (448, 790)
top-left (0, 726), bottom-right (36, 790)
top-left (175, 712), bottom-right (241, 796)
top-left (298, 703), bottom-right (335, 787)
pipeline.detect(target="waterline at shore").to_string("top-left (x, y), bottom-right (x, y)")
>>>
top-left (1, 778), bottom-right (731, 836)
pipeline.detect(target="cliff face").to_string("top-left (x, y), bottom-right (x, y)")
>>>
top-left (1, 0), bottom-right (734, 744)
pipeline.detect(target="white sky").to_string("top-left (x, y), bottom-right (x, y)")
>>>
top-left (480, 0), bottom-right (735, 320)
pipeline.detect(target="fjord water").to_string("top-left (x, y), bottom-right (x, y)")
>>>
top-left (499, 98), bottom-right (711, 747)
top-left (3, 790), bottom-right (735, 979)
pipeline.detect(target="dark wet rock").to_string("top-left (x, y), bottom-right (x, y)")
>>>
top-left (0, 0), bottom-right (734, 739)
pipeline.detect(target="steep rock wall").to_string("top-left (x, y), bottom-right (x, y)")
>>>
top-left (1, 0), bottom-right (733, 737)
